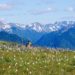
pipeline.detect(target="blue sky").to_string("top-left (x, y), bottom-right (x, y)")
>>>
top-left (0, 0), bottom-right (75, 24)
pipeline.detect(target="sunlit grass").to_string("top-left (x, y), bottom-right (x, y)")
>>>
top-left (0, 41), bottom-right (75, 75)
top-left (0, 48), bottom-right (75, 75)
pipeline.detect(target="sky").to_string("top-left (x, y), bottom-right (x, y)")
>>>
top-left (0, 0), bottom-right (75, 24)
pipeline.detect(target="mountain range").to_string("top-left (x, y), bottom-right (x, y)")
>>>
top-left (0, 21), bottom-right (75, 49)
top-left (35, 25), bottom-right (75, 49)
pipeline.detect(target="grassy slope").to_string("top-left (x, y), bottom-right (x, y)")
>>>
top-left (0, 41), bottom-right (75, 75)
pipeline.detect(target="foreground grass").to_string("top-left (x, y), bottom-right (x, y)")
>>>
top-left (0, 48), bottom-right (75, 75)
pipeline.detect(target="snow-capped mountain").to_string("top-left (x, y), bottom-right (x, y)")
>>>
top-left (0, 21), bottom-right (45, 43)
top-left (25, 21), bottom-right (75, 32)
top-left (0, 20), bottom-right (75, 44)
top-left (0, 21), bottom-right (75, 33)
top-left (35, 23), bottom-right (75, 50)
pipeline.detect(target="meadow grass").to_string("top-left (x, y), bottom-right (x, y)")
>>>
top-left (0, 48), bottom-right (75, 75)
top-left (0, 41), bottom-right (75, 75)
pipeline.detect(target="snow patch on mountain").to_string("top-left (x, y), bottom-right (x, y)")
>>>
top-left (0, 21), bottom-right (75, 33)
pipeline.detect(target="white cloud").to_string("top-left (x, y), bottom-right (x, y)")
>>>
top-left (0, 18), bottom-right (5, 21)
top-left (67, 7), bottom-right (75, 12)
top-left (0, 18), bottom-right (7, 23)
top-left (47, 7), bottom-right (52, 11)
top-left (31, 7), bottom-right (54, 15)
top-left (37, 0), bottom-right (53, 4)
top-left (0, 3), bottom-right (12, 10)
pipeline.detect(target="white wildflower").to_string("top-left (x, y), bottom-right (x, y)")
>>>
top-left (26, 68), bottom-right (29, 71)
top-left (8, 65), bottom-right (11, 69)
top-left (58, 62), bottom-right (60, 65)
top-left (29, 71), bottom-right (32, 74)
top-left (15, 69), bottom-right (18, 72)
top-left (15, 62), bottom-right (18, 66)
top-left (74, 56), bottom-right (75, 59)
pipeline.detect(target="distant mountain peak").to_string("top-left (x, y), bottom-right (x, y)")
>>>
top-left (0, 21), bottom-right (75, 33)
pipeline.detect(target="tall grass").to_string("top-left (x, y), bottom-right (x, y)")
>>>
top-left (0, 41), bottom-right (75, 75)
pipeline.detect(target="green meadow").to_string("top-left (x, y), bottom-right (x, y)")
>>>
top-left (0, 41), bottom-right (75, 75)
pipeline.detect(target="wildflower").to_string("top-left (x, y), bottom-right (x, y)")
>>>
top-left (74, 56), bottom-right (75, 59)
top-left (29, 71), bottom-right (32, 74)
top-left (15, 69), bottom-right (18, 72)
top-left (14, 58), bottom-right (16, 61)
top-left (64, 63), bottom-right (66, 66)
top-left (64, 55), bottom-right (67, 58)
top-left (1, 56), bottom-right (3, 59)
top-left (73, 66), bottom-right (75, 68)
top-left (6, 50), bottom-right (9, 52)
top-left (20, 57), bottom-right (22, 60)
top-left (8, 65), bottom-right (11, 69)
top-left (35, 57), bottom-right (38, 60)
top-left (44, 65), bottom-right (47, 68)
top-left (3, 68), bottom-right (5, 71)
top-left (20, 64), bottom-right (22, 67)
top-left (66, 58), bottom-right (69, 61)
top-left (44, 53), bottom-right (47, 56)
top-left (58, 62), bottom-right (60, 65)
top-left (35, 61), bottom-right (38, 64)
top-left (14, 55), bottom-right (16, 58)
top-left (26, 68), bottom-right (29, 71)
top-left (32, 52), bottom-right (35, 55)
top-left (32, 62), bottom-right (35, 65)
top-left (15, 62), bottom-right (18, 66)
top-left (27, 62), bottom-right (30, 65)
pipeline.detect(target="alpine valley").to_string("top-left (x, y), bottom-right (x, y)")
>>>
top-left (0, 21), bottom-right (75, 49)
